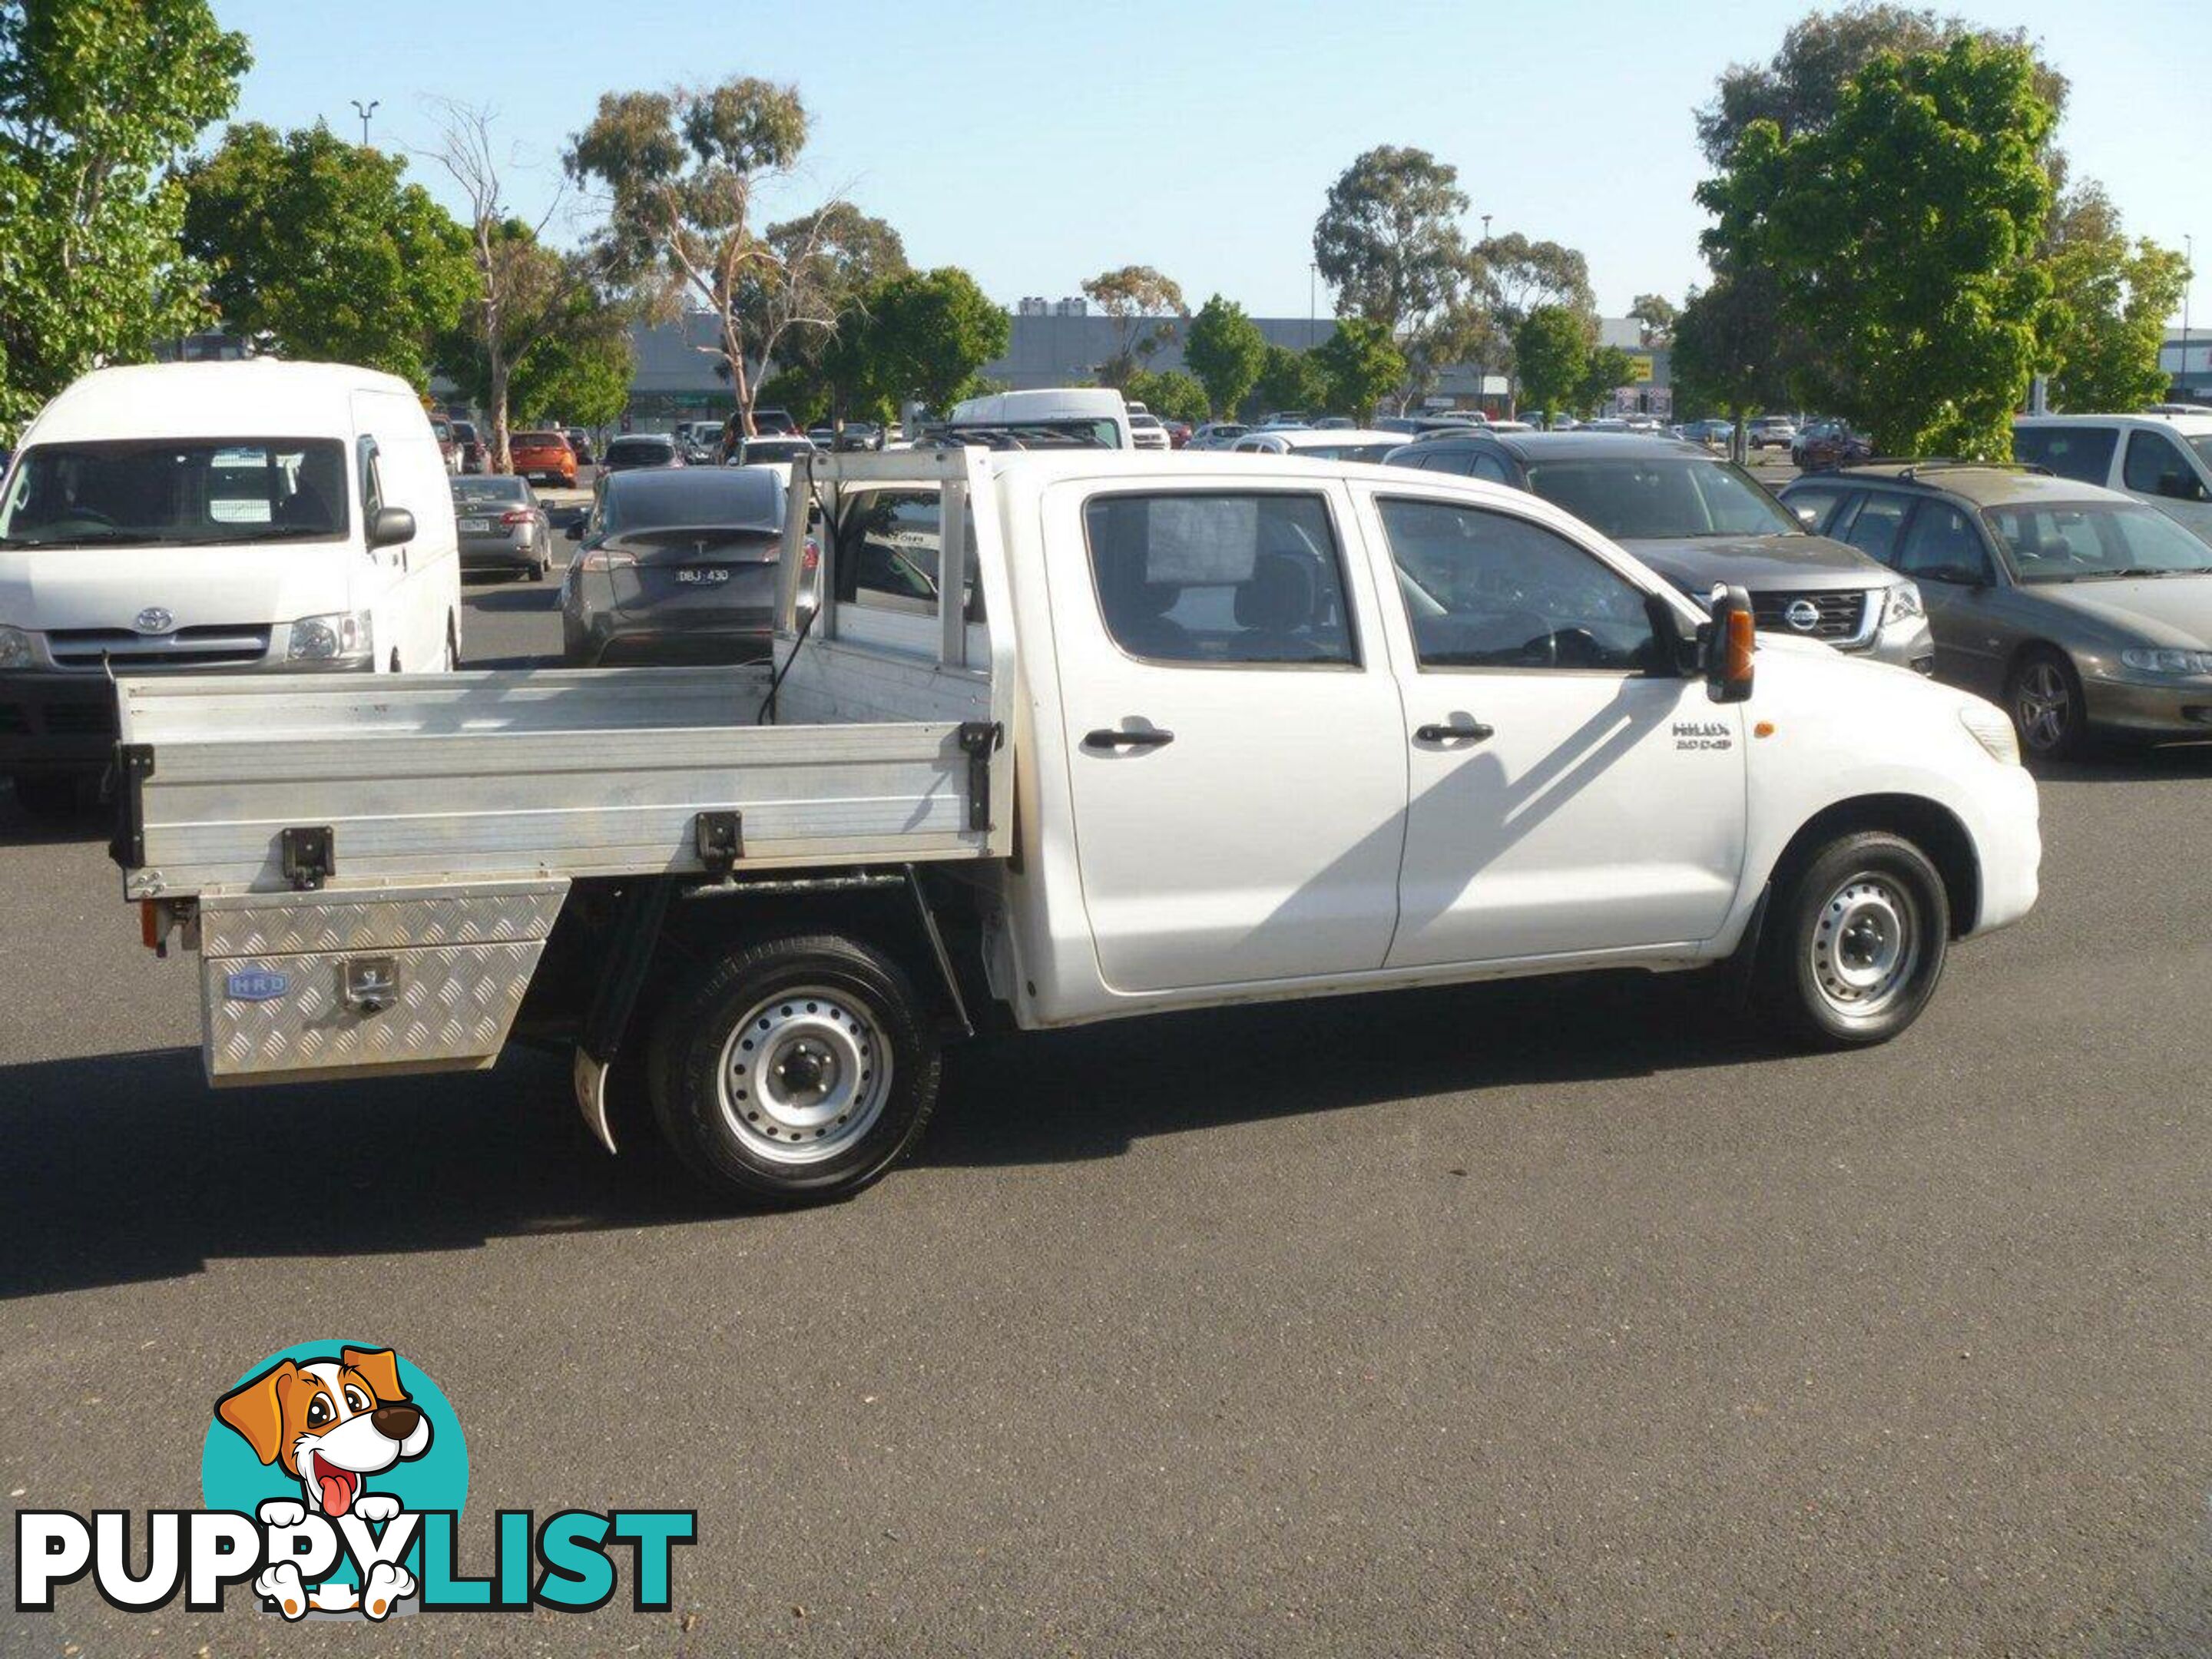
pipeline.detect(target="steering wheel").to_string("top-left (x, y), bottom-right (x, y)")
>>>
top-left (1549, 626), bottom-right (1608, 669)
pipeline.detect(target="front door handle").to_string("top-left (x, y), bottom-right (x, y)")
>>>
top-left (1415, 720), bottom-right (1493, 743)
top-left (1084, 727), bottom-right (1175, 750)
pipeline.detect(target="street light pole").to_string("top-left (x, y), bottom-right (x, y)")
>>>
top-left (1308, 263), bottom-right (1316, 349)
top-left (349, 98), bottom-right (379, 148)
top-left (2184, 233), bottom-right (2195, 399)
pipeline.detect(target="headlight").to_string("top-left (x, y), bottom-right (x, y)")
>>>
top-left (0, 624), bottom-right (33, 670)
top-left (286, 611), bottom-right (373, 664)
top-left (1958, 704), bottom-right (2021, 766)
top-left (1883, 582), bottom-right (1924, 627)
top-left (2118, 647), bottom-right (2212, 676)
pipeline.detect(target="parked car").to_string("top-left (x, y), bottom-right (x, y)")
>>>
top-left (561, 465), bottom-right (795, 667)
top-left (2012, 413), bottom-right (2212, 547)
top-left (1389, 432), bottom-right (1932, 671)
top-left (727, 435), bottom-right (818, 468)
top-left (1128, 412), bottom-right (1172, 451)
top-left (508, 429), bottom-right (578, 488)
top-left (1780, 462), bottom-right (2212, 757)
top-left (564, 429), bottom-right (596, 468)
top-left (1793, 420), bottom-right (1873, 472)
top-left (452, 475), bottom-right (552, 582)
top-left (1680, 419), bottom-right (1735, 448)
top-left (430, 413), bottom-right (462, 475)
top-left (121, 445), bottom-right (2043, 1203)
top-left (1233, 428), bottom-right (1408, 462)
top-left (1750, 416), bottom-right (1800, 451)
top-left (0, 361), bottom-right (462, 813)
top-left (1163, 419), bottom-right (1193, 449)
top-left (452, 419), bottom-right (485, 474)
top-left (599, 432), bottom-right (684, 475)
top-left (1185, 422), bottom-right (1250, 451)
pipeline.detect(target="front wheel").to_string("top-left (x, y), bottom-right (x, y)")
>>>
top-left (1759, 832), bottom-right (1950, 1049)
top-left (647, 933), bottom-right (942, 1204)
top-left (2007, 647), bottom-right (2087, 761)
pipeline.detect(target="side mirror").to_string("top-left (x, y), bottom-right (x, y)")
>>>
top-left (368, 505), bottom-right (415, 549)
top-left (1793, 504), bottom-right (1820, 526)
top-left (564, 519), bottom-right (585, 541)
top-left (1700, 584), bottom-right (1756, 704)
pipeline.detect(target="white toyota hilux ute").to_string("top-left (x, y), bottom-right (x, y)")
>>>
top-left (110, 447), bottom-right (2040, 1204)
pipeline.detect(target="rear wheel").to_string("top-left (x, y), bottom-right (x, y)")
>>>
top-left (647, 934), bottom-right (941, 1204)
top-left (8, 772), bottom-right (83, 820)
top-left (1759, 831), bottom-right (1950, 1048)
top-left (2007, 647), bottom-right (2087, 761)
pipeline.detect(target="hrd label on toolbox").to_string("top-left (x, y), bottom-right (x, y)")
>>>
top-left (225, 968), bottom-right (291, 1002)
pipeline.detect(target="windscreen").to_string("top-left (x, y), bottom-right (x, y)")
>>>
top-left (1522, 457), bottom-right (1802, 540)
top-left (1987, 502), bottom-right (2212, 581)
top-left (0, 439), bottom-right (349, 548)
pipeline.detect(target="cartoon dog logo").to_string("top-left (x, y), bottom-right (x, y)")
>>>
top-left (215, 1346), bottom-right (431, 1618)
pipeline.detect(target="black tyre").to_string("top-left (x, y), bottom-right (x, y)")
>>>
top-left (647, 933), bottom-right (941, 1204)
top-left (1759, 831), bottom-right (1950, 1049)
top-left (2006, 647), bottom-right (2087, 761)
top-left (8, 772), bottom-right (83, 820)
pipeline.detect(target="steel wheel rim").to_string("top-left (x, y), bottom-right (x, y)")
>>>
top-left (1810, 874), bottom-right (1920, 1021)
top-left (2014, 662), bottom-right (2071, 753)
top-left (717, 985), bottom-right (891, 1164)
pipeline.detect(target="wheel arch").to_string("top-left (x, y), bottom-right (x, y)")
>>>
top-left (1763, 793), bottom-right (1982, 939)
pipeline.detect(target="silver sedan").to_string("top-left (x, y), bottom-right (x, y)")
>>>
top-left (450, 475), bottom-right (551, 581)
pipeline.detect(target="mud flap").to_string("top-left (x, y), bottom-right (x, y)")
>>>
top-left (573, 1047), bottom-right (618, 1156)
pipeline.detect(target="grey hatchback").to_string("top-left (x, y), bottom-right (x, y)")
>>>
top-left (450, 475), bottom-right (551, 581)
top-left (1780, 462), bottom-right (2212, 758)
top-left (561, 465), bottom-right (791, 667)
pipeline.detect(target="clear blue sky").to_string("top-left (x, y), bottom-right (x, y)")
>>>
top-left (213, 0), bottom-right (2205, 323)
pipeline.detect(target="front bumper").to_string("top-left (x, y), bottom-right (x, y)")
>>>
top-left (2085, 673), bottom-right (2212, 739)
top-left (0, 672), bottom-right (119, 772)
top-left (1965, 759), bottom-right (2041, 937)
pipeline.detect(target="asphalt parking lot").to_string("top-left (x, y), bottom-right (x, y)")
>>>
top-left (5, 472), bottom-right (2212, 1655)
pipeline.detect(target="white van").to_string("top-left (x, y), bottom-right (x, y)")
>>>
top-left (0, 361), bottom-right (462, 814)
top-left (945, 386), bottom-right (1137, 449)
top-left (2013, 412), bottom-right (2212, 545)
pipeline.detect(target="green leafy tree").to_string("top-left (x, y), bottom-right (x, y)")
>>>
top-left (1248, 343), bottom-right (1330, 420)
top-left (0, 0), bottom-right (250, 436)
top-left (1310, 318), bottom-right (1406, 419)
top-left (1628, 293), bottom-right (1678, 347)
top-left (567, 77), bottom-right (841, 436)
top-left (1182, 295), bottom-right (1268, 418)
top-left (1696, 3), bottom-right (2069, 171)
top-left (1313, 145), bottom-right (1470, 336)
top-left (2042, 233), bottom-right (2189, 412)
top-left (1123, 368), bottom-right (1209, 426)
top-left (1081, 265), bottom-right (1187, 386)
top-left (1576, 344), bottom-right (1638, 417)
top-left (439, 283), bottom-right (636, 430)
top-left (1512, 306), bottom-right (1589, 422)
top-left (832, 266), bottom-right (1009, 417)
top-left (1671, 266), bottom-right (1799, 459)
top-left (181, 122), bottom-right (472, 385)
top-left (1698, 37), bottom-right (2055, 459)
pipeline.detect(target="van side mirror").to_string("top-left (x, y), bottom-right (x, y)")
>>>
top-left (1700, 584), bottom-right (1756, 704)
top-left (368, 505), bottom-right (415, 549)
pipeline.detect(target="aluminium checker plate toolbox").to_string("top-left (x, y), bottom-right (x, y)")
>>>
top-left (196, 878), bottom-right (568, 1084)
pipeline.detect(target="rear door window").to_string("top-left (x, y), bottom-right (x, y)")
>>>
top-left (1782, 485), bottom-right (1846, 531)
top-left (1082, 492), bottom-right (1356, 667)
top-left (1892, 502), bottom-right (1993, 584)
top-left (1836, 491), bottom-right (1912, 565)
top-left (2012, 425), bottom-right (2114, 485)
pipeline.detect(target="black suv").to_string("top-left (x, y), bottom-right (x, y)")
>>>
top-left (1388, 432), bottom-right (1932, 670)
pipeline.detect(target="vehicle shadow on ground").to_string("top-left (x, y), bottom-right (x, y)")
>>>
top-left (0, 790), bottom-right (108, 846)
top-left (2030, 740), bottom-right (2212, 785)
top-left (463, 583), bottom-right (561, 613)
top-left (0, 969), bottom-right (1770, 1298)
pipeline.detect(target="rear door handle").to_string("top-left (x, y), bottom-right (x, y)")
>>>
top-left (1084, 727), bottom-right (1175, 750)
top-left (1415, 720), bottom-right (1493, 743)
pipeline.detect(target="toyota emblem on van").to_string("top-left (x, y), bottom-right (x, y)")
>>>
top-left (134, 607), bottom-right (174, 634)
